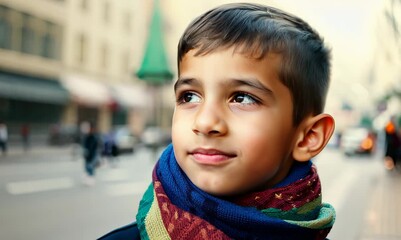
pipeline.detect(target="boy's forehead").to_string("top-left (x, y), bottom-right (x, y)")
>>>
top-left (183, 42), bottom-right (268, 57)
top-left (178, 46), bottom-right (283, 71)
top-left (176, 47), bottom-right (285, 94)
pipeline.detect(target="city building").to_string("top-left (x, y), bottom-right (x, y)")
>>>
top-left (0, 0), bottom-right (153, 144)
top-left (0, 0), bottom-right (67, 144)
top-left (371, 0), bottom-right (401, 129)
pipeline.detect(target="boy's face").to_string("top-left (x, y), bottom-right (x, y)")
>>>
top-left (172, 47), bottom-right (300, 196)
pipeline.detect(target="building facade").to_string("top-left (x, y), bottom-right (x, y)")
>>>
top-left (0, 0), bottom-right (151, 144)
top-left (62, 0), bottom-right (151, 135)
top-left (0, 0), bottom-right (67, 143)
top-left (371, 0), bottom-right (401, 129)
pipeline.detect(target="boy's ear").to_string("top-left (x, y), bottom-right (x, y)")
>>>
top-left (292, 114), bottom-right (335, 162)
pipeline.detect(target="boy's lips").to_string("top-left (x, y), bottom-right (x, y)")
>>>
top-left (189, 148), bottom-right (236, 165)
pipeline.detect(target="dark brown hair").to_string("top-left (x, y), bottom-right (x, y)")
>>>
top-left (177, 3), bottom-right (331, 125)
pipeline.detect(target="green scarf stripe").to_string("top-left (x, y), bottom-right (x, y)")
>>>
top-left (297, 196), bottom-right (322, 214)
top-left (261, 197), bottom-right (321, 221)
top-left (260, 196), bottom-right (335, 230)
top-left (136, 183), bottom-right (154, 240)
top-left (285, 203), bottom-right (336, 229)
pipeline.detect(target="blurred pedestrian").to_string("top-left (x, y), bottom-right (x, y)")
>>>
top-left (99, 3), bottom-right (335, 239)
top-left (101, 131), bottom-right (120, 168)
top-left (71, 121), bottom-right (89, 161)
top-left (0, 120), bottom-right (8, 156)
top-left (20, 123), bottom-right (30, 151)
top-left (82, 122), bottom-right (100, 186)
top-left (384, 116), bottom-right (400, 169)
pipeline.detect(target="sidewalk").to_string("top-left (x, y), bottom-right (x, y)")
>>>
top-left (359, 167), bottom-right (401, 240)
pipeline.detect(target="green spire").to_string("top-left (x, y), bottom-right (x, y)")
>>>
top-left (136, 0), bottom-right (173, 84)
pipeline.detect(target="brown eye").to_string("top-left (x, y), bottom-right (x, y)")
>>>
top-left (234, 94), bottom-right (245, 103)
top-left (183, 93), bottom-right (193, 102)
top-left (177, 92), bottom-right (201, 104)
top-left (232, 93), bottom-right (257, 104)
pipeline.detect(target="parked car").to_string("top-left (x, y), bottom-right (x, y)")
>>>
top-left (141, 127), bottom-right (171, 148)
top-left (340, 127), bottom-right (376, 156)
top-left (102, 126), bottom-right (139, 156)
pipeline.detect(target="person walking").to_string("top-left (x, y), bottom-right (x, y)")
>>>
top-left (0, 120), bottom-right (8, 156)
top-left (384, 116), bottom-right (401, 169)
top-left (82, 122), bottom-right (100, 186)
top-left (20, 123), bottom-right (30, 151)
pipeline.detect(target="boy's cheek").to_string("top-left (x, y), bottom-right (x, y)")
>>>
top-left (171, 119), bottom-right (189, 147)
top-left (172, 111), bottom-right (192, 133)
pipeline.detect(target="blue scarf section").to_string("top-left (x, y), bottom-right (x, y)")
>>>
top-left (153, 144), bottom-right (334, 239)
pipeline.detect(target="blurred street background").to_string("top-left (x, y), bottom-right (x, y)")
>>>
top-left (0, 0), bottom-right (401, 239)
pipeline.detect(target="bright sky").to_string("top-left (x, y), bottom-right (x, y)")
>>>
top-left (273, 1), bottom-right (381, 111)
top-left (273, 1), bottom-right (384, 129)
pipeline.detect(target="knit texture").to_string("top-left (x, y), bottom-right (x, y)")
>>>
top-left (136, 144), bottom-right (335, 239)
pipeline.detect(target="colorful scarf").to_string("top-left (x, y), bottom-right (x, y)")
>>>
top-left (136, 144), bottom-right (335, 239)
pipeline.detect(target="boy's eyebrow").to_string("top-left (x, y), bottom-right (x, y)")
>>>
top-left (174, 78), bottom-right (198, 92)
top-left (174, 77), bottom-right (274, 96)
top-left (230, 78), bottom-right (274, 95)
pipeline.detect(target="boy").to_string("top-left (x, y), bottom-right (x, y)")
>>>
top-left (99, 3), bottom-right (335, 239)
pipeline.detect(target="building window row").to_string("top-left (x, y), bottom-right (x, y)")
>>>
top-left (0, 5), bottom-right (62, 60)
top-left (76, 32), bottom-right (132, 76)
top-left (79, 0), bottom-right (131, 33)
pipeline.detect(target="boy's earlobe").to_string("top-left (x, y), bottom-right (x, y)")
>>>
top-left (292, 114), bottom-right (335, 162)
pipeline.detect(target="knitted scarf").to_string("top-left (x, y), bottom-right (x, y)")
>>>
top-left (136, 145), bottom-right (335, 239)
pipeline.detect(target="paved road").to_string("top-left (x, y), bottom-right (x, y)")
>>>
top-left (0, 145), bottom-right (400, 240)
top-left (316, 148), bottom-right (385, 239)
top-left (0, 146), bottom-right (161, 240)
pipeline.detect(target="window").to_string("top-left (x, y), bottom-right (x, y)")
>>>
top-left (40, 22), bottom-right (55, 58)
top-left (21, 14), bottom-right (36, 54)
top-left (0, 6), bottom-right (11, 49)
top-left (103, 1), bottom-right (110, 24)
top-left (77, 33), bottom-right (87, 64)
top-left (81, 0), bottom-right (88, 11)
top-left (124, 12), bottom-right (131, 33)
top-left (0, 7), bottom-right (62, 58)
top-left (121, 51), bottom-right (129, 74)
top-left (41, 32), bottom-right (52, 57)
top-left (100, 43), bottom-right (108, 69)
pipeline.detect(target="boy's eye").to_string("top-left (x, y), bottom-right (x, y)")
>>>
top-left (177, 92), bottom-right (201, 104)
top-left (232, 92), bottom-right (257, 104)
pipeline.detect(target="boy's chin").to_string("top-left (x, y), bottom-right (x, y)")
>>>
top-left (190, 179), bottom-right (234, 197)
top-left (193, 180), bottom-right (250, 197)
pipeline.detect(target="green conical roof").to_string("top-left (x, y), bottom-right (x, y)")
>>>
top-left (136, 0), bottom-right (173, 84)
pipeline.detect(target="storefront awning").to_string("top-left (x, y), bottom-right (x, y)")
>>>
top-left (61, 74), bottom-right (112, 107)
top-left (0, 71), bottom-right (69, 104)
top-left (111, 84), bottom-right (149, 109)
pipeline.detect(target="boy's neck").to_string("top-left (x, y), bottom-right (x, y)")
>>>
top-left (273, 160), bottom-right (312, 188)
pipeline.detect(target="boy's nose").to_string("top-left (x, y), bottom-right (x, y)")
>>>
top-left (192, 103), bottom-right (227, 137)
